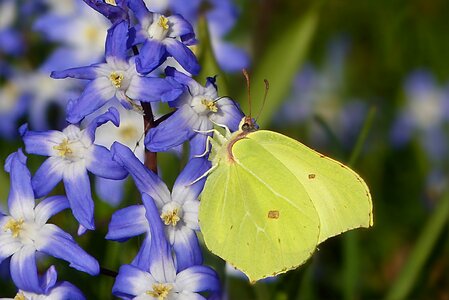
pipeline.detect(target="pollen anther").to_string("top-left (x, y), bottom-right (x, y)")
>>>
top-left (147, 283), bottom-right (172, 299)
top-left (158, 16), bottom-right (170, 30)
top-left (161, 209), bottom-right (181, 227)
top-left (53, 139), bottom-right (73, 157)
top-left (201, 99), bottom-right (218, 113)
top-left (4, 218), bottom-right (24, 238)
top-left (109, 72), bottom-right (124, 89)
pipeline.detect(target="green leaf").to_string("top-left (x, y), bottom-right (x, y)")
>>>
top-left (239, 5), bottom-right (320, 127)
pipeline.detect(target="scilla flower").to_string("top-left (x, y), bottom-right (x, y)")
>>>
top-left (112, 193), bottom-right (220, 299)
top-left (21, 108), bottom-right (128, 231)
top-left (107, 142), bottom-right (209, 271)
top-left (128, 0), bottom-right (200, 75)
top-left (146, 67), bottom-right (243, 156)
top-left (1, 266), bottom-right (85, 300)
top-left (52, 20), bottom-right (183, 124)
top-left (0, 151), bottom-right (99, 294)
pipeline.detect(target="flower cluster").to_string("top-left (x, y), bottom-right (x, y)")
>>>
top-left (1, 0), bottom-right (247, 298)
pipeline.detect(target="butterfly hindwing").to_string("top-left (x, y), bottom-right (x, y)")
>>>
top-left (248, 130), bottom-right (373, 243)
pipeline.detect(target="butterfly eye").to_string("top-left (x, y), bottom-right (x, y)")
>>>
top-left (241, 123), bottom-right (251, 131)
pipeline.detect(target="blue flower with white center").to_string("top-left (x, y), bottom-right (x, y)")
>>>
top-left (146, 67), bottom-right (244, 156)
top-left (143, 0), bottom-right (250, 72)
top-left (390, 70), bottom-right (449, 162)
top-left (128, 0), bottom-right (200, 75)
top-left (21, 107), bottom-right (128, 231)
top-left (3, 265), bottom-right (85, 300)
top-left (0, 150), bottom-right (99, 294)
top-left (35, 0), bottom-right (111, 72)
top-left (51, 20), bottom-right (183, 124)
top-left (107, 142), bottom-right (209, 271)
top-left (112, 192), bottom-right (220, 299)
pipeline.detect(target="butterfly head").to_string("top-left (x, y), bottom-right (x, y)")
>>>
top-left (240, 116), bottom-right (259, 133)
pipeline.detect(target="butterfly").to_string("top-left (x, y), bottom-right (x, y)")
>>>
top-left (197, 76), bottom-right (373, 282)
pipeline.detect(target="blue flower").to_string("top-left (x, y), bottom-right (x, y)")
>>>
top-left (143, 0), bottom-right (250, 72)
top-left (390, 70), bottom-right (449, 161)
top-left (35, 1), bottom-right (111, 72)
top-left (146, 67), bottom-right (244, 156)
top-left (21, 108), bottom-right (128, 231)
top-left (107, 142), bottom-right (210, 271)
top-left (112, 192), bottom-right (220, 299)
top-left (128, 0), bottom-right (200, 75)
top-left (0, 78), bottom-right (28, 139)
top-left (51, 20), bottom-right (183, 124)
top-left (0, 0), bottom-right (24, 56)
top-left (4, 266), bottom-right (85, 300)
top-left (0, 150), bottom-right (99, 294)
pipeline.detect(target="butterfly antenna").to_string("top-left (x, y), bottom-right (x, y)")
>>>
top-left (255, 79), bottom-right (270, 122)
top-left (242, 69), bottom-right (251, 118)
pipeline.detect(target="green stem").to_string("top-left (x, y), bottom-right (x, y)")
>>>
top-left (343, 106), bottom-right (376, 300)
top-left (386, 192), bottom-right (449, 300)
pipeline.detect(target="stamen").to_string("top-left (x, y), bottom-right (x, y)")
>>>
top-left (201, 99), bottom-right (218, 113)
top-left (158, 16), bottom-right (169, 30)
top-left (147, 283), bottom-right (172, 299)
top-left (161, 209), bottom-right (181, 227)
top-left (119, 126), bottom-right (139, 142)
top-left (109, 72), bottom-right (124, 89)
top-left (84, 27), bottom-right (99, 42)
top-left (53, 139), bottom-right (73, 157)
top-left (4, 218), bottom-right (24, 238)
top-left (105, 0), bottom-right (117, 5)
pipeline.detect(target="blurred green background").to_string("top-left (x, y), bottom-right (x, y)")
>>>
top-left (2, 0), bottom-right (449, 299)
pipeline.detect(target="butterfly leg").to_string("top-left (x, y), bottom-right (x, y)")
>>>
top-left (194, 135), bottom-right (213, 158)
top-left (188, 163), bottom-right (218, 185)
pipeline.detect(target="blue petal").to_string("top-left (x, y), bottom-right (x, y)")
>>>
top-left (105, 21), bottom-right (129, 64)
top-left (22, 126), bottom-right (66, 157)
top-left (10, 246), bottom-right (41, 294)
top-left (189, 122), bottom-right (212, 158)
top-left (145, 104), bottom-right (200, 152)
top-left (48, 281), bottom-right (86, 300)
top-left (127, 0), bottom-right (150, 24)
top-left (165, 66), bottom-right (196, 86)
top-left (111, 142), bottom-right (171, 206)
top-left (86, 145), bottom-right (128, 180)
top-left (37, 224), bottom-right (99, 275)
top-left (172, 158), bottom-right (210, 203)
top-left (95, 177), bottom-right (125, 206)
top-left (63, 166), bottom-right (95, 230)
top-left (168, 14), bottom-right (195, 39)
top-left (131, 234), bottom-right (152, 270)
top-left (136, 39), bottom-right (166, 74)
top-left (173, 227), bottom-right (202, 272)
top-left (175, 265), bottom-right (220, 293)
top-left (127, 76), bottom-right (184, 103)
top-left (213, 41), bottom-right (250, 73)
top-left (32, 157), bottom-right (64, 198)
top-left (40, 265), bottom-right (57, 293)
top-left (82, 0), bottom-right (129, 24)
top-left (5, 151), bottom-right (35, 221)
top-left (66, 79), bottom-right (114, 124)
top-left (112, 264), bottom-right (153, 298)
top-left (51, 65), bottom-right (99, 80)
top-left (142, 193), bottom-right (176, 282)
top-left (209, 97), bottom-right (244, 132)
top-left (83, 107), bottom-right (120, 142)
top-left (34, 196), bottom-right (70, 226)
top-left (164, 38), bottom-right (200, 75)
top-left (106, 205), bottom-right (148, 241)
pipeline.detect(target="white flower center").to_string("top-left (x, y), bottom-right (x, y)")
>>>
top-left (191, 96), bottom-right (218, 115)
top-left (105, 0), bottom-right (117, 5)
top-left (146, 283), bottom-right (172, 299)
top-left (109, 71), bottom-right (125, 89)
top-left (161, 202), bottom-right (182, 227)
top-left (3, 217), bottom-right (39, 245)
top-left (53, 138), bottom-right (87, 162)
top-left (148, 15), bottom-right (170, 41)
